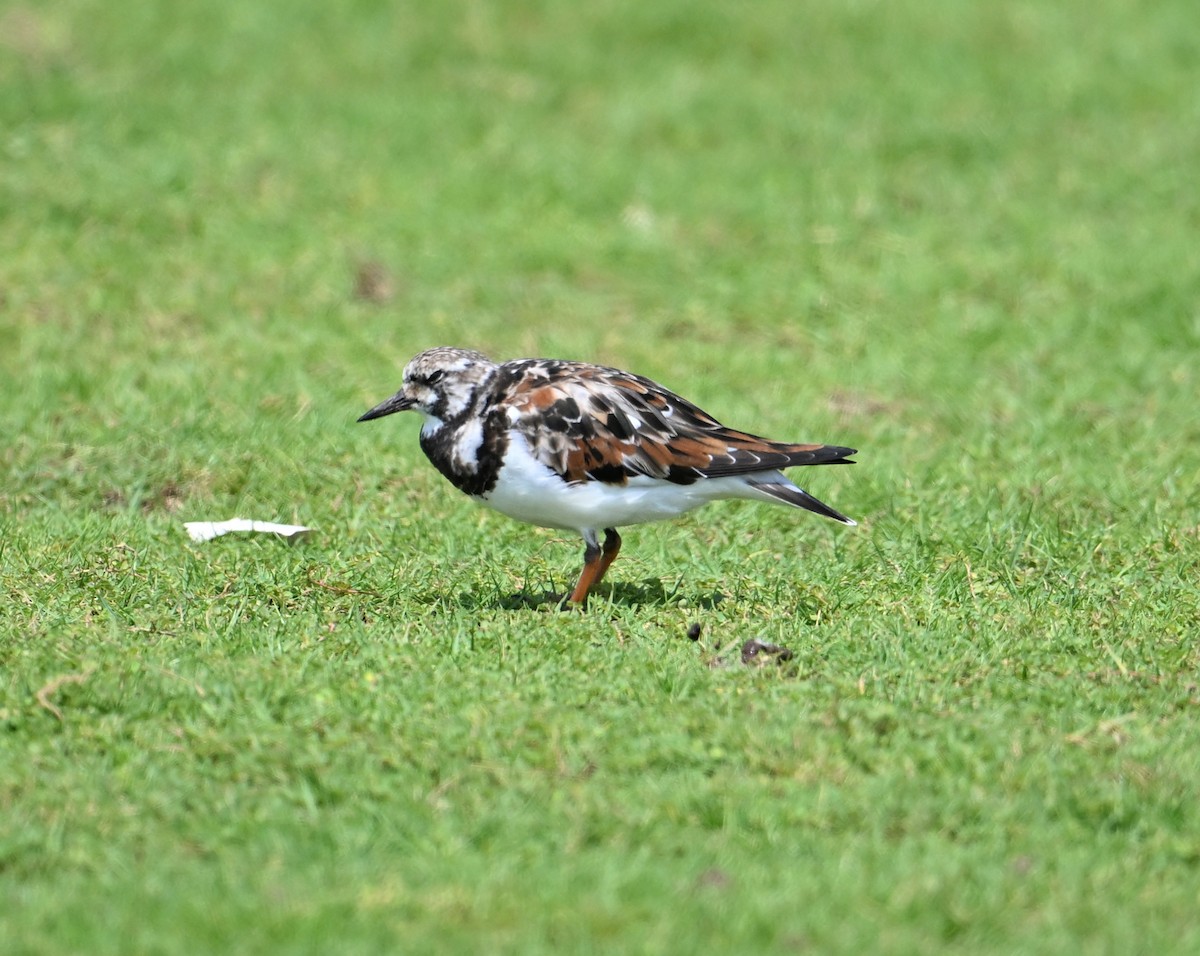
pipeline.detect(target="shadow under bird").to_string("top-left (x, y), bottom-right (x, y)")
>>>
top-left (358, 347), bottom-right (857, 605)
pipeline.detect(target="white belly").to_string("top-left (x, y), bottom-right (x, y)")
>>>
top-left (478, 432), bottom-right (765, 533)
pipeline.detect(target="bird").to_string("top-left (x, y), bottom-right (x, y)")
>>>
top-left (358, 347), bottom-right (857, 605)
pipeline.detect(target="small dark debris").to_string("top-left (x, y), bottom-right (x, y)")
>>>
top-left (740, 638), bottom-right (794, 666)
top-left (705, 638), bottom-right (795, 670)
top-left (686, 622), bottom-right (702, 641)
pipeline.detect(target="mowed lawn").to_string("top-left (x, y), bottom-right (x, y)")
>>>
top-left (2, 0), bottom-right (1199, 952)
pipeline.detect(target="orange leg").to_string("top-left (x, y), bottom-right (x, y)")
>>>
top-left (566, 528), bottom-right (621, 605)
top-left (593, 529), bottom-right (622, 585)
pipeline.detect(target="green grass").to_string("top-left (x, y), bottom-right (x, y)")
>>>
top-left (3, 0), bottom-right (1200, 951)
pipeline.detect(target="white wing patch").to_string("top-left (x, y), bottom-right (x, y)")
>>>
top-left (451, 417), bottom-right (485, 473)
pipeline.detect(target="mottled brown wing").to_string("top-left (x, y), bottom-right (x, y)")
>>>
top-left (499, 360), bottom-right (855, 486)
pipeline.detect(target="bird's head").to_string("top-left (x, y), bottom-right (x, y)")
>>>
top-left (357, 347), bottom-right (497, 427)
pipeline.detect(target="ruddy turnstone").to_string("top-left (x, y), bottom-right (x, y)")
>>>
top-left (358, 347), bottom-right (857, 605)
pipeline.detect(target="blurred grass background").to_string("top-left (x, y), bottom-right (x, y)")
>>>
top-left (2, 0), bottom-right (1199, 952)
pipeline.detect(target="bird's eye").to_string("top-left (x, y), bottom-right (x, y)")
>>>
top-left (427, 370), bottom-right (445, 386)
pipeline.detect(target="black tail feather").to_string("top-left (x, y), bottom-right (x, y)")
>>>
top-left (698, 444), bottom-right (856, 478)
top-left (750, 481), bottom-right (857, 525)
